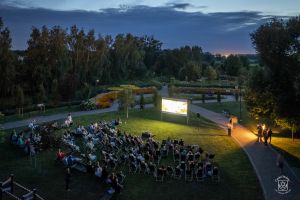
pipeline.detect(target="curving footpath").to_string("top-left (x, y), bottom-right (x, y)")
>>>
top-left (1, 86), bottom-right (299, 200)
top-left (190, 104), bottom-right (300, 200)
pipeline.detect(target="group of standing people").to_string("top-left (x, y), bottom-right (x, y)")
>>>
top-left (257, 124), bottom-right (272, 145)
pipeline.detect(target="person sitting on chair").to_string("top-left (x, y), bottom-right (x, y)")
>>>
top-left (56, 149), bottom-right (65, 161)
top-left (95, 162), bottom-right (103, 178)
top-left (179, 139), bottom-right (184, 146)
top-left (17, 132), bottom-right (25, 148)
top-left (11, 130), bottom-right (18, 144)
top-left (64, 114), bottom-right (73, 127)
top-left (28, 120), bottom-right (38, 131)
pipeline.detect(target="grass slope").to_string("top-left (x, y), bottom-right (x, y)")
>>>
top-left (0, 109), bottom-right (262, 200)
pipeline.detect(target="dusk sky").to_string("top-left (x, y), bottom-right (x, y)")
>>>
top-left (1, 0), bottom-right (299, 54)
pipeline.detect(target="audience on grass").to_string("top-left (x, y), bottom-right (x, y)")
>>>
top-left (12, 116), bottom-right (220, 198)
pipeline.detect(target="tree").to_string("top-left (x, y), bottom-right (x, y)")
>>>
top-left (246, 16), bottom-right (300, 139)
top-left (153, 89), bottom-right (161, 110)
top-left (205, 66), bottom-right (217, 80)
top-left (37, 83), bottom-right (47, 103)
top-left (0, 18), bottom-right (15, 98)
top-left (51, 79), bottom-right (60, 106)
top-left (168, 85), bottom-right (175, 97)
top-left (223, 55), bottom-right (242, 76)
top-left (139, 93), bottom-right (145, 110)
top-left (15, 85), bottom-right (24, 116)
top-left (118, 89), bottom-right (134, 118)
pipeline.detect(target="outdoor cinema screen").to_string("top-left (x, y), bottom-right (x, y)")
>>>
top-left (161, 98), bottom-right (188, 116)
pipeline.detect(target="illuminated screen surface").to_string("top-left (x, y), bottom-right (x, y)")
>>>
top-left (161, 98), bottom-right (188, 116)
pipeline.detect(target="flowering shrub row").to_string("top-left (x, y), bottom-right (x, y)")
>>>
top-left (96, 87), bottom-right (157, 108)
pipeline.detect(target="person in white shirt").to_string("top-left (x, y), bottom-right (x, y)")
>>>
top-left (95, 163), bottom-right (103, 178)
top-left (65, 113), bottom-right (73, 127)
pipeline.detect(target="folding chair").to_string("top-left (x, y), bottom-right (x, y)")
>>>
top-left (174, 167), bottom-right (182, 180)
top-left (185, 169), bottom-right (193, 182)
top-left (166, 166), bottom-right (174, 177)
top-left (129, 162), bottom-right (137, 174)
top-left (196, 167), bottom-right (204, 182)
top-left (155, 169), bottom-right (164, 182)
top-left (212, 167), bottom-right (220, 183)
top-left (148, 163), bottom-right (156, 176)
top-left (174, 153), bottom-right (180, 163)
top-left (140, 162), bottom-right (149, 174)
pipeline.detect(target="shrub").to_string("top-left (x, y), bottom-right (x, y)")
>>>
top-left (98, 101), bottom-right (112, 109)
top-left (79, 100), bottom-right (97, 111)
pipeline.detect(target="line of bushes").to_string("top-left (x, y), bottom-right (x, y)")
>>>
top-left (175, 87), bottom-right (239, 95)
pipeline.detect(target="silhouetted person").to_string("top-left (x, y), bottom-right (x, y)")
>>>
top-left (263, 129), bottom-right (268, 146)
top-left (276, 154), bottom-right (284, 174)
top-left (267, 128), bottom-right (273, 144)
top-left (257, 124), bottom-right (262, 142)
top-left (65, 168), bottom-right (71, 191)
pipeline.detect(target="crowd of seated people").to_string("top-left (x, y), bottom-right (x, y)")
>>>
top-left (10, 129), bottom-right (42, 155)
top-left (56, 117), bottom-right (220, 199)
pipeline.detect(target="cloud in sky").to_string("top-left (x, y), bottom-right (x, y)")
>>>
top-left (0, 3), bottom-right (282, 54)
top-left (1, 0), bottom-right (300, 15)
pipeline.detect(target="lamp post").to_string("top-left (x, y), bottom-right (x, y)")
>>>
top-left (239, 86), bottom-right (242, 122)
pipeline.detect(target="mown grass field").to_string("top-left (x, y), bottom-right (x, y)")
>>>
top-left (199, 101), bottom-right (300, 168)
top-left (0, 105), bottom-right (81, 124)
top-left (0, 108), bottom-right (263, 200)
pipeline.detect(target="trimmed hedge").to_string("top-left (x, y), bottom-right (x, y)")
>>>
top-left (175, 87), bottom-right (239, 95)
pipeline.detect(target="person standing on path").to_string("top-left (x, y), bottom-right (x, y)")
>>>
top-left (65, 167), bottom-right (71, 191)
top-left (276, 154), bottom-right (284, 175)
top-left (263, 129), bottom-right (268, 146)
top-left (257, 124), bottom-right (263, 142)
top-left (267, 128), bottom-right (273, 144)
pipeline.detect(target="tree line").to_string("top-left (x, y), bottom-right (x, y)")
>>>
top-left (0, 17), bottom-right (251, 110)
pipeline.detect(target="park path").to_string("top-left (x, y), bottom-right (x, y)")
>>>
top-left (0, 101), bottom-right (156, 130)
top-left (0, 85), bottom-right (234, 130)
top-left (1, 102), bottom-right (118, 130)
top-left (190, 104), bottom-right (300, 200)
top-left (1, 85), bottom-right (300, 199)
top-left (161, 85), bottom-right (300, 200)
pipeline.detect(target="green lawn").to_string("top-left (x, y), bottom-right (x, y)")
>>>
top-left (173, 94), bottom-right (224, 101)
top-left (0, 105), bottom-right (81, 124)
top-left (198, 101), bottom-right (300, 168)
top-left (0, 108), bottom-right (263, 200)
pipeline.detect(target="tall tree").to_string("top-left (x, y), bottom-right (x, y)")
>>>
top-left (223, 55), bottom-right (242, 76)
top-left (246, 16), bottom-right (300, 136)
top-left (0, 17), bottom-right (15, 98)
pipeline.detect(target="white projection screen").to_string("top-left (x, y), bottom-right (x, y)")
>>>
top-left (161, 98), bottom-right (188, 116)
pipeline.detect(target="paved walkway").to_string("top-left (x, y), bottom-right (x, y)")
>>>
top-left (190, 104), bottom-right (300, 200)
top-left (1, 102), bottom-right (118, 130)
top-left (0, 86), bottom-right (234, 130)
top-left (2, 85), bottom-right (299, 199)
